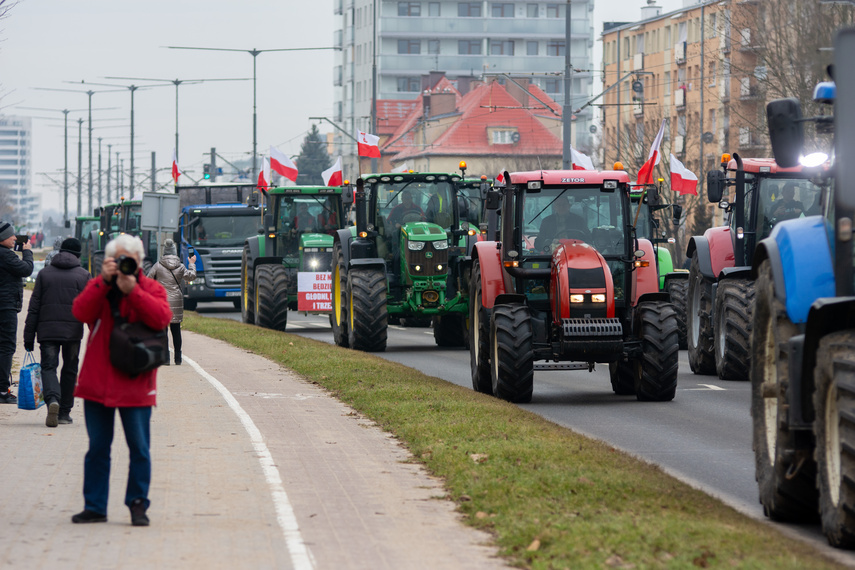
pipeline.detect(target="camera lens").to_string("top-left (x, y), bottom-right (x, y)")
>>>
top-left (117, 255), bottom-right (138, 275)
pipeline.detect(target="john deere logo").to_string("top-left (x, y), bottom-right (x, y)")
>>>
top-left (425, 251), bottom-right (434, 259)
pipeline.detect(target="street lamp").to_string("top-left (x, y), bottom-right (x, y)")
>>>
top-left (165, 45), bottom-right (340, 179)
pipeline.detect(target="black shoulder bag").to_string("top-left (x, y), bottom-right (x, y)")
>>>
top-left (107, 287), bottom-right (169, 376)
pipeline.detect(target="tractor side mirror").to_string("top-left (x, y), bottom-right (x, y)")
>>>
top-left (707, 170), bottom-right (726, 203)
top-left (64, 220), bottom-right (71, 229)
top-left (247, 191), bottom-right (260, 207)
top-left (342, 184), bottom-right (353, 205)
top-left (264, 213), bottom-right (274, 233)
top-left (457, 196), bottom-right (470, 220)
top-left (93, 208), bottom-right (100, 216)
top-left (766, 98), bottom-right (804, 168)
top-left (647, 185), bottom-right (660, 207)
top-left (485, 190), bottom-right (501, 210)
top-left (671, 204), bottom-right (683, 226)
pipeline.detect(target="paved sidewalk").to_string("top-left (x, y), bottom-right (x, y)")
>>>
top-left (0, 293), bottom-right (506, 569)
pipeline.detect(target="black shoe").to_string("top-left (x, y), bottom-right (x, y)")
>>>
top-left (0, 391), bottom-right (17, 405)
top-left (72, 509), bottom-right (107, 524)
top-left (175, 353), bottom-right (182, 365)
top-left (58, 413), bottom-right (73, 425)
top-left (46, 401), bottom-right (59, 427)
top-left (129, 498), bottom-right (149, 527)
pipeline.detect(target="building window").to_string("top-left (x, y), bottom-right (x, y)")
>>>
top-left (458, 40), bottom-right (482, 54)
top-left (428, 39), bottom-right (440, 54)
top-left (429, 2), bottom-right (440, 16)
top-left (398, 2), bottom-right (421, 16)
top-left (491, 129), bottom-right (517, 144)
top-left (547, 40), bottom-right (565, 56)
top-left (397, 77), bottom-right (421, 92)
top-left (490, 40), bottom-right (514, 55)
top-left (543, 79), bottom-right (562, 94)
top-left (546, 3), bottom-right (564, 18)
top-left (527, 41), bottom-right (538, 56)
top-left (458, 2), bottom-right (482, 17)
top-left (526, 3), bottom-right (538, 17)
top-left (398, 39), bottom-right (420, 54)
top-left (492, 3), bottom-right (514, 17)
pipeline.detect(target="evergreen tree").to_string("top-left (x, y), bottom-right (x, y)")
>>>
top-left (295, 125), bottom-right (332, 185)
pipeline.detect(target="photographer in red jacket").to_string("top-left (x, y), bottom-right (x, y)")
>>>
top-left (71, 234), bottom-right (171, 527)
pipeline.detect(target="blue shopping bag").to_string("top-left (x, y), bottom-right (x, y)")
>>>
top-left (17, 352), bottom-right (44, 411)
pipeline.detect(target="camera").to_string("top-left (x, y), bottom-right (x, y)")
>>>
top-left (13, 235), bottom-right (28, 252)
top-left (116, 255), bottom-right (138, 275)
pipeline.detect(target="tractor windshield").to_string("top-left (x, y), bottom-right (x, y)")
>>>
top-left (190, 214), bottom-right (259, 247)
top-left (77, 220), bottom-right (99, 240)
top-left (457, 181), bottom-right (485, 227)
top-left (125, 206), bottom-right (142, 234)
top-left (273, 195), bottom-right (338, 258)
top-left (630, 195), bottom-right (651, 240)
top-left (753, 176), bottom-right (823, 240)
top-left (375, 179), bottom-right (456, 231)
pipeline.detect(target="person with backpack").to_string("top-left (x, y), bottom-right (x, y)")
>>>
top-left (146, 239), bottom-right (196, 365)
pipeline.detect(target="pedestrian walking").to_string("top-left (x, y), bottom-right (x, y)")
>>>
top-left (71, 234), bottom-right (172, 526)
top-left (44, 237), bottom-right (63, 265)
top-left (0, 221), bottom-right (33, 404)
top-left (146, 238), bottom-right (196, 365)
top-left (23, 238), bottom-right (90, 427)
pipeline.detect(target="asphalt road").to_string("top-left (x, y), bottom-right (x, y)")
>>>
top-left (197, 301), bottom-right (855, 565)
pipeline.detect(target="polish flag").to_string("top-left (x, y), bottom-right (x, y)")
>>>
top-left (257, 157), bottom-right (270, 193)
top-left (636, 119), bottom-right (667, 185)
top-left (571, 147), bottom-right (595, 170)
top-left (270, 146), bottom-right (298, 182)
top-left (669, 153), bottom-right (699, 196)
top-left (171, 148), bottom-right (181, 184)
top-left (391, 163), bottom-right (408, 173)
top-left (322, 156), bottom-right (343, 186)
top-left (495, 172), bottom-right (505, 185)
top-left (356, 130), bottom-right (381, 158)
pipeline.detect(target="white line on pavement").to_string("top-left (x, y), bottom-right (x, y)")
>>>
top-left (184, 356), bottom-right (315, 570)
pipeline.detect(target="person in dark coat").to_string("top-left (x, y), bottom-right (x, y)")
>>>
top-left (0, 221), bottom-right (33, 404)
top-left (146, 239), bottom-right (196, 365)
top-left (24, 238), bottom-right (90, 426)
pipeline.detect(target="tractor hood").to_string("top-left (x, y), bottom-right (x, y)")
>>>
top-left (402, 221), bottom-right (448, 242)
top-left (299, 232), bottom-right (335, 248)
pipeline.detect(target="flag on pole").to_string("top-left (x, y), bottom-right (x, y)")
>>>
top-left (356, 130), bottom-right (381, 158)
top-left (270, 146), bottom-right (299, 182)
top-left (571, 147), bottom-right (594, 170)
top-left (391, 163), bottom-right (408, 173)
top-left (322, 156), bottom-right (343, 186)
top-left (636, 119), bottom-right (667, 185)
top-left (171, 148), bottom-right (181, 184)
top-left (257, 156), bottom-right (270, 193)
top-left (495, 172), bottom-right (505, 185)
top-left (669, 153), bottom-right (699, 195)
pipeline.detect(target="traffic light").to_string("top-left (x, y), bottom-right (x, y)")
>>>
top-left (203, 164), bottom-right (211, 180)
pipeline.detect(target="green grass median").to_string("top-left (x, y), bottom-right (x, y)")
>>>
top-left (183, 313), bottom-right (843, 569)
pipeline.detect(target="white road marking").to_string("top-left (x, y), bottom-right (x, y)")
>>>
top-left (184, 356), bottom-right (315, 569)
top-left (684, 383), bottom-right (726, 391)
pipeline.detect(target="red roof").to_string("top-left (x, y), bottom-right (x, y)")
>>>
top-left (376, 100), bottom-right (419, 136)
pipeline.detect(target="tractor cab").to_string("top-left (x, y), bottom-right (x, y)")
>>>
top-left (269, 191), bottom-right (343, 272)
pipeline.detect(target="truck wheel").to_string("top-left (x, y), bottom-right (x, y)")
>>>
top-left (241, 245), bottom-right (255, 324)
top-left (91, 252), bottom-right (104, 279)
top-left (347, 267), bottom-right (387, 352)
top-left (636, 301), bottom-right (679, 401)
top-left (609, 360), bottom-right (637, 395)
top-left (687, 253), bottom-right (716, 375)
top-left (813, 330), bottom-right (855, 548)
top-left (254, 264), bottom-right (289, 331)
top-left (490, 304), bottom-right (534, 403)
top-left (330, 241), bottom-right (349, 347)
top-left (469, 260), bottom-right (492, 394)
top-left (666, 278), bottom-right (689, 349)
top-left (714, 279), bottom-right (754, 380)
top-left (751, 259), bottom-right (818, 520)
top-left (433, 314), bottom-right (466, 347)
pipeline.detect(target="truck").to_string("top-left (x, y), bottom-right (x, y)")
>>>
top-left (241, 185), bottom-right (347, 330)
top-left (467, 168), bottom-right (680, 403)
top-left (331, 170), bottom-right (475, 351)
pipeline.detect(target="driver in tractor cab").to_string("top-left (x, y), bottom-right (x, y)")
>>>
top-left (534, 196), bottom-right (589, 252)
top-left (317, 198), bottom-right (338, 235)
top-left (293, 203), bottom-right (317, 232)
top-left (770, 182), bottom-right (804, 221)
top-left (386, 189), bottom-right (425, 230)
top-left (425, 191), bottom-right (453, 228)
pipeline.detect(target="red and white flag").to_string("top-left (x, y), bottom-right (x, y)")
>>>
top-left (322, 156), bottom-right (343, 186)
top-left (391, 163), bottom-right (408, 173)
top-left (270, 146), bottom-right (298, 182)
top-left (356, 130), bottom-right (381, 158)
top-left (669, 153), bottom-right (699, 196)
top-left (257, 156), bottom-right (270, 192)
top-left (171, 148), bottom-right (181, 184)
top-left (571, 147), bottom-right (594, 171)
top-left (636, 119), bottom-right (667, 185)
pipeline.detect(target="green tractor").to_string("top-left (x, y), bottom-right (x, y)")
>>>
top-left (73, 215), bottom-right (99, 273)
top-left (331, 170), bottom-right (474, 351)
top-left (241, 186), bottom-right (347, 330)
top-left (87, 199), bottom-right (156, 277)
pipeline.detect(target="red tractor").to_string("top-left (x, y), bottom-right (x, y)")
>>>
top-left (468, 169), bottom-right (680, 403)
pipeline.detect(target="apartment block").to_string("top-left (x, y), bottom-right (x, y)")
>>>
top-left (0, 116), bottom-right (40, 230)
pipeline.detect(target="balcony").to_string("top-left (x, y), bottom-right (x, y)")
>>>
top-left (333, 66), bottom-right (342, 87)
top-left (673, 135), bottom-right (685, 157)
top-left (633, 52), bottom-right (644, 71)
top-left (674, 88), bottom-right (686, 108)
top-left (738, 129), bottom-right (766, 149)
top-left (334, 0), bottom-right (342, 15)
top-left (633, 100), bottom-right (644, 116)
top-left (379, 54), bottom-right (583, 75)
top-left (379, 16), bottom-right (584, 39)
top-left (674, 42), bottom-right (686, 64)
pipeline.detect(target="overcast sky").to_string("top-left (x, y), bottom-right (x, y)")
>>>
top-left (0, 0), bottom-right (683, 216)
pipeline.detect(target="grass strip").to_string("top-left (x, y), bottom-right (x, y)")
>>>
top-left (183, 313), bottom-right (843, 569)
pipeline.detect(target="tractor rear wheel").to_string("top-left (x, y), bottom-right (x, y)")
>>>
top-left (490, 304), bottom-right (534, 403)
top-left (751, 259), bottom-right (817, 520)
top-left (254, 264), bottom-right (289, 331)
top-left (609, 360), bottom-right (637, 396)
top-left (241, 245), bottom-right (255, 324)
top-left (347, 267), bottom-right (388, 352)
top-left (433, 314), bottom-right (467, 347)
top-left (666, 278), bottom-right (689, 349)
top-left (469, 260), bottom-right (492, 394)
top-left (330, 241), bottom-right (349, 347)
top-left (687, 253), bottom-right (716, 375)
top-left (636, 301), bottom-right (679, 401)
top-left (714, 279), bottom-right (754, 380)
top-left (814, 330), bottom-right (855, 548)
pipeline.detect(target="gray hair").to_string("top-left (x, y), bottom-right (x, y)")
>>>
top-left (105, 234), bottom-right (146, 261)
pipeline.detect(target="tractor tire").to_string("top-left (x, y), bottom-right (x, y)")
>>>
top-left (347, 267), bottom-right (388, 352)
top-left (469, 260), bottom-right (492, 394)
top-left (609, 360), bottom-right (637, 396)
top-left (330, 241), bottom-right (349, 347)
top-left (241, 245), bottom-right (255, 324)
top-left (233, 299), bottom-right (241, 310)
top-left (687, 253), bottom-right (716, 375)
top-left (91, 252), bottom-right (104, 280)
top-left (714, 279), bottom-right (754, 380)
top-left (636, 301), bottom-right (680, 401)
top-left (813, 331), bottom-right (855, 549)
top-left (433, 314), bottom-right (467, 347)
top-left (490, 304), bottom-right (534, 403)
top-left (750, 259), bottom-right (818, 521)
top-left (666, 278), bottom-right (689, 349)
top-left (254, 264), bottom-right (289, 331)
top-left (184, 299), bottom-right (198, 311)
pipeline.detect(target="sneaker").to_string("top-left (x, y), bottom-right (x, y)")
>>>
top-left (58, 413), bottom-right (73, 425)
top-left (46, 401), bottom-right (59, 427)
top-left (129, 498), bottom-right (149, 527)
top-left (0, 391), bottom-right (17, 405)
top-left (71, 509), bottom-right (107, 524)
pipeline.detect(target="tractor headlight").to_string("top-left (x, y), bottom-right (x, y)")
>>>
top-left (592, 294), bottom-right (606, 303)
top-left (570, 294), bottom-right (585, 303)
top-left (309, 257), bottom-right (320, 270)
top-left (408, 241), bottom-right (425, 251)
top-left (414, 265), bottom-right (422, 272)
top-left (433, 240), bottom-right (448, 250)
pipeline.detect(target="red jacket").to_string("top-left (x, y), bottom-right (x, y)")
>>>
top-left (73, 273), bottom-right (172, 407)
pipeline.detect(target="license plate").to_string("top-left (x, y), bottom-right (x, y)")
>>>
top-left (224, 291), bottom-right (241, 297)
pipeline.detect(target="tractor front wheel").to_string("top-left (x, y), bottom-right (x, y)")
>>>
top-left (666, 278), bottom-right (689, 349)
top-left (433, 314), bottom-right (467, 347)
top-left (490, 304), bottom-right (534, 403)
top-left (687, 253), bottom-right (716, 375)
top-left (609, 360), bottom-right (637, 396)
top-left (469, 260), bottom-right (492, 394)
top-left (714, 279), bottom-right (754, 380)
top-left (330, 241), bottom-right (349, 347)
top-left (636, 301), bottom-right (679, 401)
top-left (347, 267), bottom-right (388, 352)
top-left (254, 264), bottom-right (289, 331)
top-left (241, 245), bottom-right (255, 324)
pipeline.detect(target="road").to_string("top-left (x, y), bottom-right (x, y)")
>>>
top-left (197, 301), bottom-right (855, 565)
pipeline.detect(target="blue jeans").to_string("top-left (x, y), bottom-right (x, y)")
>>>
top-left (82, 400), bottom-right (152, 515)
top-left (39, 340), bottom-right (81, 414)
top-left (0, 309), bottom-right (17, 393)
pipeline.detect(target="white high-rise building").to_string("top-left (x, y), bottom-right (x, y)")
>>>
top-left (0, 116), bottom-right (39, 230)
top-left (333, 0), bottom-right (595, 171)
